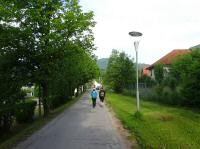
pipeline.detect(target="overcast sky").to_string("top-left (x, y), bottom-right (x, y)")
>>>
top-left (79, 0), bottom-right (200, 64)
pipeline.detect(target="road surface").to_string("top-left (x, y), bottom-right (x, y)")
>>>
top-left (14, 92), bottom-right (128, 149)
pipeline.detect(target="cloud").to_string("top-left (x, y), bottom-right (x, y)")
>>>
top-left (80, 0), bottom-right (200, 64)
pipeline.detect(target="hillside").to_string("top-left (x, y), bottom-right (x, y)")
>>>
top-left (138, 63), bottom-right (150, 70)
top-left (97, 58), bottom-right (108, 70)
top-left (190, 44), bottom-right (200, 50)
top-left (97, 58), bottom-right (149, 70)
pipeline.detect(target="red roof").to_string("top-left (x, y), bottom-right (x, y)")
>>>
top-left (147, 49), bottom-right (191, 69)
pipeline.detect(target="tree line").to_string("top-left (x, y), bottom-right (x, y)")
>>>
top-left (104, 49), bottom-right (200, 109)
top-left (104, 49), bottom-right (136, 93)
top-left (0, 0), bottom-right (99, 132)
top-left (152, 49), bottom-right (200, 107)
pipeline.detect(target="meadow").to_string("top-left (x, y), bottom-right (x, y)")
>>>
top-left (107, 93), bottom-right (200, 148)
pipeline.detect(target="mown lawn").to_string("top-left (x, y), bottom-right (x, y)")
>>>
top-left (106, 93), bottom-right (200, 149)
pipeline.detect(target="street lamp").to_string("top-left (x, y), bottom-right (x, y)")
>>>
top-left (129, 31), bottom-right (143, 112)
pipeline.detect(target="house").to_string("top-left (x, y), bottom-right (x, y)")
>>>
top-left (146, 49), bottom-right (191, 79)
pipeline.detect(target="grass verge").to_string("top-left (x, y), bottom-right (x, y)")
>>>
top-left (0, 95), bottom-right (81, 149)
top-left (106, 93), bottom-right (200, 149)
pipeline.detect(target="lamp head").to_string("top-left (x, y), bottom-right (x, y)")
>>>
top-left (129, 31), bottom-right (142, 51)
top-left (129, 31), bottom-right (142, 37)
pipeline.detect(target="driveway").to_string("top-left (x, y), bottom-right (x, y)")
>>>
top-left (14, 92), bottom-right (128, 149)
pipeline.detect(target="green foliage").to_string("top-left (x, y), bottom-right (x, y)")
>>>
top-left (0, 0), bottom-right (99, 117)
top-left (22, 88), bottom-right (32, 94)
top-left (107, 93), bottom-right (200, 148)
top-left (145, 50), bottom-right (200, 108)
top-left (170, 50), bottom-right (200, 107)
top-left (0, 106), bottom-right (15, 133)
top-left (134, 111), bottom-right (143, 120)
top-left (122, 89), bottom-right (136, 97)
top-left (141, 85), bottom-right (184, 106)
top-left (154, 64), bottom-right (164, 84)
top-left (162, 76), bottom-right (177, 89)
top-left (105, 50), bottom-right (135, 93)
top-left (0, 100), bottom-right (36, 132)
top-left (48, 95), bottom-right (68, 110)
top-left (0, 95), bottom-right (80, 149)
top-left (33, 85), bottom-right (40, 98)
top-left (139, 75), bottom-right (155, 87)
top-left (15, 100), bottom-right (37, 123)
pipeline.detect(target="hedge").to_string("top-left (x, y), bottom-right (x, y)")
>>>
top-left (0, 100), bottom-right (37, 133)
top-left (15, 100), bottom-right (37, 123)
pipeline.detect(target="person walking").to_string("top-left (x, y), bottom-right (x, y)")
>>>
top-left (91, 88), bottom-right (98, 108)
top-left (99, 87), bottom-right (106, 104)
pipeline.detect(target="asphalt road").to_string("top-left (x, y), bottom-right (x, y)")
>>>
top-left (14, 92), bottom-right (128, 149)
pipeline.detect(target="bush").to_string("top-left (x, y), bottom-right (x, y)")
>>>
top-left (122, 89), bottom-right (136, 97)
top-left (170, 50), bottom-right (200, 108)
top-left (15, 100), bottom-right (37, 123)
top-left (142, 85), bottom-right (184, 106)
top-left (33, 85), bottom-right (41, 98)
top-left (139, 75), bottom-right (156, 87)
top-left (22, 88), bottom-right (32, 94)
top-left (117, 84), bottom-right (185, 108)
top-left (48, 95), bottom-right (68, 110)
top-left (0, 106), bottom-right (15, 133)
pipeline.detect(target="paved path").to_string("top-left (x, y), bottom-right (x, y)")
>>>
top-left (14, 92), bottom-right (128, 149)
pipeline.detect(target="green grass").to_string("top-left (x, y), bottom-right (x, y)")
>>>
top-left (0, 95), bottom-right (81, 149)
top-left (106, 93), bottom-right (200, 149)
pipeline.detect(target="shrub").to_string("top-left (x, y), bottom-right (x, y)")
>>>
top-left (48, 95), bottom-right (68, 110)
top-left (142, 85), bottom-right (184, 106)
top-left (170, 50), bottom-right (200, 108)
top-left (122, 89), bottom-right (136, 97)
top-left (139, 75), bottom-right (156, 87)
top-left (22, 88), bottom-right (32, 94)
top-left (15, 100), bottom-right (37, 123)
top-left (120, 85), bottom-right (185, 107)
top-left (0, 106), bottom-right (15, 133)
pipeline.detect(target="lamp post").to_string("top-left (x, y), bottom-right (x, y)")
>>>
top-left (129, 31), bottom-right (142, 112)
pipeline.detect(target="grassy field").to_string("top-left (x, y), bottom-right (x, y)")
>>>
top-left (106, 93), bottom-right (200, 149)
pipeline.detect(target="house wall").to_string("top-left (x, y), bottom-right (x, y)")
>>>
top-left (149, 66), bottom-right (170, 80)
top-left (150, 69), bottom-right (155, 79)
top-left (163, 66), bottom-right (170, 77)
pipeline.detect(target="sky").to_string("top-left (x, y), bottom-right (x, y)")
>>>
top-left (79, 0), bottom-right (200, 64)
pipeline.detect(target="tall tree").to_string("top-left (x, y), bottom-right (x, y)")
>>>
top-left (170, 50), bottom-right (200, 106)
top-left (154, 64), bottom-right (164, 84)
top-left (105, 50), bottom-right (135, 93)
top-left (0, 0), bottom-right (97, 116)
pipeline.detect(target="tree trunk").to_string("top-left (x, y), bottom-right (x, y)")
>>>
top-left (38, 85), bottom-right (42, 117)
top-left (70, 85), bottom-right (73, 99)
top-left (41, 82), bottom-right (49, 117)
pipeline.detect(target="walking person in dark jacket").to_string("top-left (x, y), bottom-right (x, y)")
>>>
top-left (99, 87), bottom-right (106, 103)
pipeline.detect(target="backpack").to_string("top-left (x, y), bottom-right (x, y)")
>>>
top-left (91, 91), bottom-right (97, 98)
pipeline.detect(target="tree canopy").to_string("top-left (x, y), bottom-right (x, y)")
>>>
top-left (0, 0), bottom-right (99, 116)
top-left (105, 50), bottom-right (135, 93)
top-left (170, 50), bottom-right (200, 106)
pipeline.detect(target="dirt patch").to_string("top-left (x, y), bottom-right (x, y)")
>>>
top-left (159, 115), bottom-right (174, 122)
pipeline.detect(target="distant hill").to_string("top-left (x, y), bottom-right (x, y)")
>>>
top-left (97, 58), bottom-right (149, 70)
top-left (97, 58), bottom-right (108, 70)
top-left (138, 63), bottom-right (150, 70)
top-left (190, 44), bottom-right (200, 50)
